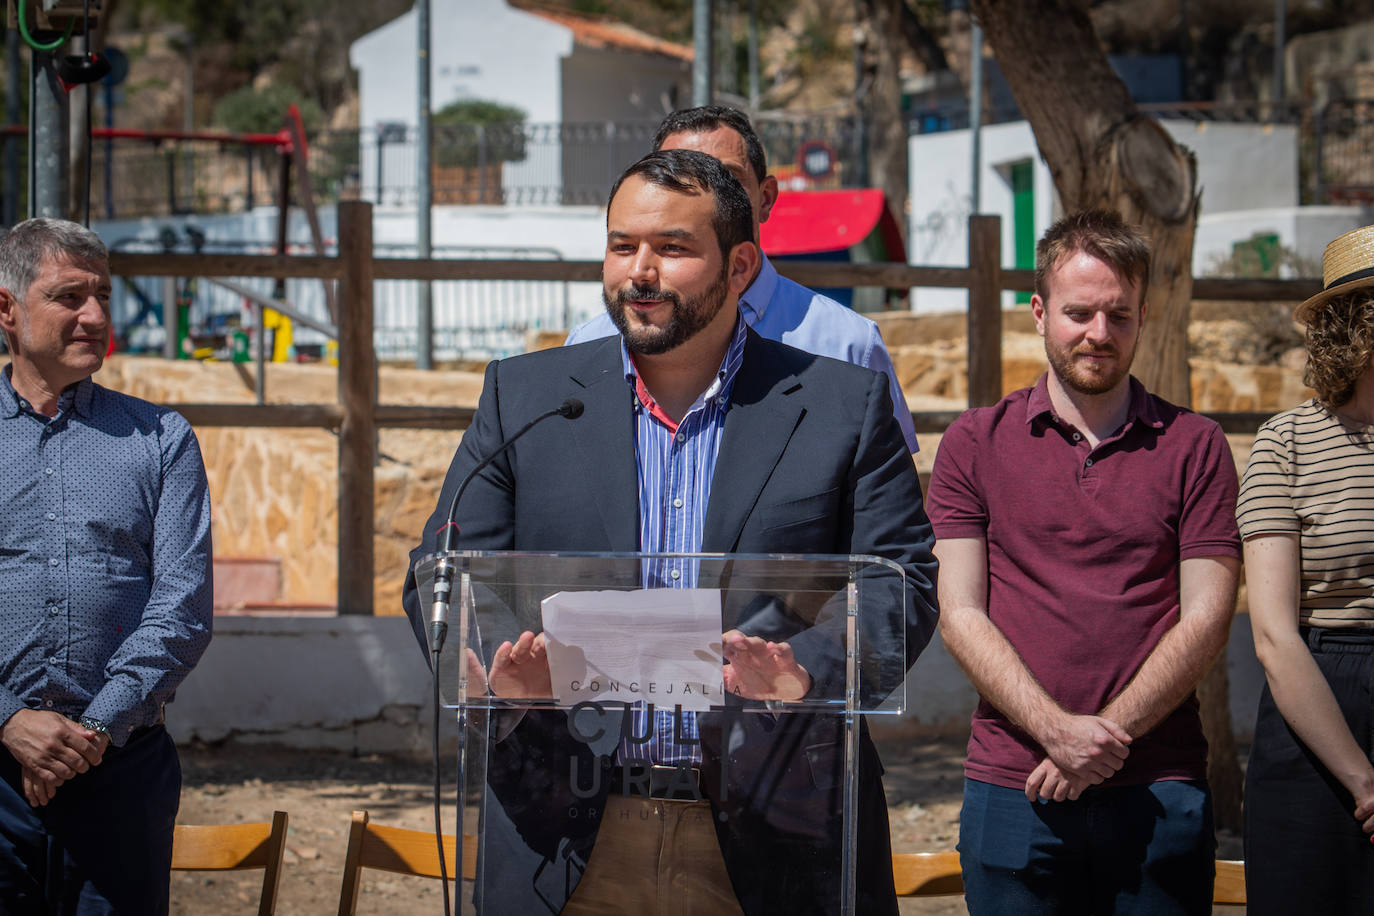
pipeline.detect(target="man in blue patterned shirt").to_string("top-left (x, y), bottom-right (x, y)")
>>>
top-left (0, 219), bottom-right (213, 914)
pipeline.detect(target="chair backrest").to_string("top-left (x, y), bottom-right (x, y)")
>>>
top-left (892, 851), bottom-right (1247, 906)
top-left (172, 810), bottom-right (289, 916)
top-left (337, 810), bottom-right (477, 916)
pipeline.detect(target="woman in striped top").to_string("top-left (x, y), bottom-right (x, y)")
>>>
top-left (1237, 224), bottom-right (1374, 913)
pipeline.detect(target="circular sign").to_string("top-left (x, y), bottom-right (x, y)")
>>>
top-left (102, 46), bottom-right (130, 87)
top-left (797, 139), bottom-right (837, 180)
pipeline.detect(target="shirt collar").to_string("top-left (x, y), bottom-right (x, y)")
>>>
top-left (0, 364), bottom-right (19, 419)
top-left (0, 364), bottom-right (94, 420)
top-left (737, 253), bottom-right (777, 325)
top-left (1025, 373), bottom-right (1163, 432)
top-left (621, 312), bottom-right (750, 423)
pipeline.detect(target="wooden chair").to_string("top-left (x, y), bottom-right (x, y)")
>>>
top-left (171, 810), bottom-right (289, 916)
top-left (892, 851), bottom-right (1247, 906)
top-left (337, 810), bottom-right (477, 916)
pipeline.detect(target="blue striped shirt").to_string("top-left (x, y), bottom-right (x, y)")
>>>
top-left (616, 316), bottom-right (748, 767)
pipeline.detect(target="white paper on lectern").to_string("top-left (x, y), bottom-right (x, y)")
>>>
top-left (541, 589), bottom-right (724, 712)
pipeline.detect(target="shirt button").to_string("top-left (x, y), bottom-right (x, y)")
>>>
top-left (49, 558), bottom-right (60, 566)
top-left (44, 467), bottom-right (54, 475)
top-left (50, 606), bottom-right (59, 616)
top-left (675, 432), bottom-right (685, 443)
top-left (670, 569), bottom-right (681, 580)
top-left (46, 512), bottom-right (56, 520)
top-left (48, 656), bottom-right (57, 664)
top-left (1085, 458), bottom-right (1094, 468)
top-left (672, 497), bottom-right (684, 509)
top-left (1072, 432), bottom-right (1082, 441)
top-left (44, 700), bottom-right (53, 708)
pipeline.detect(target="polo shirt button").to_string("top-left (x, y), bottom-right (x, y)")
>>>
top-left (672, 497), bottom-right (684, 509)
top-left (670, 569), bottom-right (681, 580)
top-left (1072, 432), bottom-right (1082, 441)
top-left (1085, 458), bottom-right (1094, 468)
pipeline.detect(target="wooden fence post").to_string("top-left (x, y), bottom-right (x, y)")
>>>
top-left (337, 201), bottom-right (376, 615)
top-left (967, 215), bottom-right (1004, 408)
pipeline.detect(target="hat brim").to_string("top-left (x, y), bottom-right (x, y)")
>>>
top-left (1294, 273), bottom-right (1374, 325)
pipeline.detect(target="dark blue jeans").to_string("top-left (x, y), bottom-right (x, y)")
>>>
top-left (0, 724), bottom-right (181, 916)
top-left (958, 777), bottom-right (1214, 916)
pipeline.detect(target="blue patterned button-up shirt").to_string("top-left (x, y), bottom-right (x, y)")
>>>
top-left (616, 316), bottom-right (748, 767)
top-left (0, 365), bottom-right (213, 746)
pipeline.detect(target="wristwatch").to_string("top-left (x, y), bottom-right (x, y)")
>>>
top-left (78, 716), bottom-right (110, 737)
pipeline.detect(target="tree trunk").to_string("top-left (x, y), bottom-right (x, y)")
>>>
top-left (970, 0), bottom-right (1242, 831)
top-left (857, 0), bottom-right (909, 243)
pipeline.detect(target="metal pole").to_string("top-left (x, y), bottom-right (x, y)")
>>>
top-left (31, 48), bottom-right (69, 219)
top-left (969, 19), bottom-right (983, 214)
top-left (693, 0), bottom-right (714, 107)
top-left (103, 79), bottom-right (115, 219)
top-left (5, 29), bottom-right (20, 225)
top-left (1272, 0), bottom-right (1286, 121)
top-left (416, 0), bottom-right (434, 370)
top-left (747, 0), bottom-right (760, 110)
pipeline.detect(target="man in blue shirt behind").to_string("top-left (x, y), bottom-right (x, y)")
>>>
top-left (0, 219), bottom-right (213, 914)
top-left (565, 105), bottom-right (919, 453)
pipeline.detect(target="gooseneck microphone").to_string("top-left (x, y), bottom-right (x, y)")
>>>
top-left (428, 397), bottom-right (584, 655)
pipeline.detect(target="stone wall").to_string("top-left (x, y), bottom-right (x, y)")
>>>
top-left (85, 309), bottom-right (1311, 611)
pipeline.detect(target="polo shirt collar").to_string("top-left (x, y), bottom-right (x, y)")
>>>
top-left (738, 253), bottom-right (778, 325)
top-left (1025, 373), bottom-right (1163, 432)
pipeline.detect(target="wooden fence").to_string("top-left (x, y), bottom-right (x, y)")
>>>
top-left (107, 203), bottom-right (1321, 615)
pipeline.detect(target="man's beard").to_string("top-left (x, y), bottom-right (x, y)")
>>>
top-left (603, 269), bottom-right (730, 355)
top-left (1045, 339), bottom-right (1135, 396)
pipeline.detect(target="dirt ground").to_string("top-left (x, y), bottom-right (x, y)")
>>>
top-left (171, 735), bottom-right (1243, 915)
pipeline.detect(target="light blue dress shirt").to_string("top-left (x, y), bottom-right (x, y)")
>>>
top-left (566, 253), bottom-right (919, 453)
top-left (0, 365), bottom-right (213, 746)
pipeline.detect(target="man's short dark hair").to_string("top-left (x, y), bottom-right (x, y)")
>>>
top-left (0, 218), bottom-right (108, 303)
top-left (1034, 208), bottom-right (1151, 306)
top-left (651, 106), bottom-right (768, 183)
top-left (607, 149), bottom-right (755, 261)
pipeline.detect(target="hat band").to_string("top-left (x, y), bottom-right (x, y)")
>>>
top-left (1326, 265), bottom-right (1374, 290)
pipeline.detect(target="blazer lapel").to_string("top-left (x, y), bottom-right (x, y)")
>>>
top-left (567, 338), bottom-right (639, 551)
top-left (703, 333), bottom-right (805, 551)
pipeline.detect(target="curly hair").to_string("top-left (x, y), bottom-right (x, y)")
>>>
top-left (1303, 287), bottom-right (1374, 409)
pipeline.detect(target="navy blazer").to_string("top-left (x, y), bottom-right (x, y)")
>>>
top-left (402, 329), bottom-right (938, 915)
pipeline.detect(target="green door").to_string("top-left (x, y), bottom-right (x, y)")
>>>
top-left (1012, 161), bottom-right (1034, 304)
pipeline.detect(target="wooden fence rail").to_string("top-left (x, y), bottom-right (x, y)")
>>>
top-left (106, 206), bottom-right (1321, 614)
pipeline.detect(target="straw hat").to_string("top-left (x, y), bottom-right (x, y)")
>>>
top-left (1295, 223), bottom-right (1374, 324)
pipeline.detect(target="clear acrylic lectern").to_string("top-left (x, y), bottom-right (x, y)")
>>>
top-left (411, 551), bottom-right (909, 916)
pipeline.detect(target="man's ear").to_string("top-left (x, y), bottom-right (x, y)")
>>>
top-left (1030, 292), bottom-right (1047, 337)
top-left (758, 174), bottom-right (779, 224)
top-left (728, 242), bottom-right (760, 297)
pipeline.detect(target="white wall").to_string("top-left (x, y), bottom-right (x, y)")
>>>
top-left (1195, 204), bottom-right (1374, 276)
top-left (909, 119), bottom-right (1302, 313)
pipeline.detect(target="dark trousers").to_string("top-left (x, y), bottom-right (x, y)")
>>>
top-left (0, 724), bottom-right (181, 916)
top-left (958, 777), bottom-right (1215, 916)
top-left (1244, 626), bottom-right (1374, 915)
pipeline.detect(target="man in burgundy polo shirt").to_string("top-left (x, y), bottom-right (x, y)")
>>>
top-left (927, 209), bottom-right (1240, 915)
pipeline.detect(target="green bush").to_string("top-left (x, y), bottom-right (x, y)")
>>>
top-left (432, 99), bottom-right (527, 168)
top-left (213, 83), bottom-right (325, 135)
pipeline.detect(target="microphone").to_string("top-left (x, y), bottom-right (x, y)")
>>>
top-left (429, 397), bottom-right (584, 655)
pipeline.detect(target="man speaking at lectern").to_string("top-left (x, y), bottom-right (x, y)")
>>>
top-left (403, 150), bottom-right (938, 914)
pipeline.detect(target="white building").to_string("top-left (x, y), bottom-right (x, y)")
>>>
top-left (907, 117), bottom-right (1371, 312)
top-left (349, 0), bottom-right (691, 205)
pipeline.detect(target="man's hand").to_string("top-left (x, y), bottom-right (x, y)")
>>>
top-left (1024, 757), bottom-right (1093, 803)
top-left (1038, 713), bottom-right (1131, 783)
top-left (1355, 788), bottom-right (1374, 837)
top-left (0, 709), bottom-right (106, 806)
top-left (488, 631), bottom-right (553, 699)
top-left (721, 630), bottom-right (811, 701)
